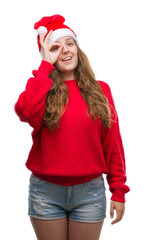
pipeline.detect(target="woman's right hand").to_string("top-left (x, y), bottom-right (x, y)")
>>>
top-left (39, 30), bottom-right (63, 65)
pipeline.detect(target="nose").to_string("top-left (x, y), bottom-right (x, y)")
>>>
top-left (61, 44), bottom-right (69, 53)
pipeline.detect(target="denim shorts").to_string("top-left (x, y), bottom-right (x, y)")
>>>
top-left (28, 174), bottom-right (107, 223)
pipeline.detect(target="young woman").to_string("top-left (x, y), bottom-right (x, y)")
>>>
top-left (14, 15), bottom-right (130, 240)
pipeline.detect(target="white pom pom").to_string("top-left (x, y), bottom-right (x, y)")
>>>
top-left (37, 26), bottom-right (47, 35)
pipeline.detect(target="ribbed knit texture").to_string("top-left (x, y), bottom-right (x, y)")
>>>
top-left (14, 60), bottom-right (130, 203)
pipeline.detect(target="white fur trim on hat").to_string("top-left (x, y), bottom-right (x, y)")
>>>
top-left (48, 28), bottom-right (78, 44)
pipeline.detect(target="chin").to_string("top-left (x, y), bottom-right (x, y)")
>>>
top-left (56, 58), bottom-right (78, 70)
top-left (58, 65), bottom-right (75, 72)
top-left (61, 62), bottom-right (78, 71)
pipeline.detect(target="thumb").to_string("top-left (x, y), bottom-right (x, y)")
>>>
top-left (110, 202), bottom-right (115, 219)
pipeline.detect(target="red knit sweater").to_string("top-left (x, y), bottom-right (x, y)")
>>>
top-left (14, 60), bottom-right (130, 203)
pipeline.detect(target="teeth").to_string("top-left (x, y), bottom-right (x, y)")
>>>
top-left (63, 57), bottom-right (72, 61)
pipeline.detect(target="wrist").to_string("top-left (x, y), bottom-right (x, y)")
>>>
top-left (43, 58), bottom-right (53, 65)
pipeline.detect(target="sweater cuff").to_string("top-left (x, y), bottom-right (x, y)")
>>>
top-left (111, 189), bottom-right (126, 203)
top-left (38, 60), bottom-right (55, 77)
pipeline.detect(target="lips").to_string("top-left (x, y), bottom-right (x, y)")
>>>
top-left (62, 56), bottom-right (72, 62)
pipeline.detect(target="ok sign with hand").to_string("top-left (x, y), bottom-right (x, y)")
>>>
top-left (39, 30), bottom-right (63, 65)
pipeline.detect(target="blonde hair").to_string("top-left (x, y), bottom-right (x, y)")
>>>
top-left (43, 41), bottom-right (116, 131)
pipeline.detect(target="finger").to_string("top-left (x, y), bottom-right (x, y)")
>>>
top-left (111, 216), bottom-right (122, 225)
top-left (44, 30), bottom-right (53, 42)
top-left (56, 45), bottom-right (63, 55)
top-left (49, 42), bottom-right (63, 48)
top-left (111, 210), bottom-right (123, 225)
top-left (40, 30), bottom-right (55, 47)
top-left (52, 46), bottom-right (63, 59)
top-left (110, 203), bottom-right (114, 219)
top-left (39, 32), bottom-right (47, 45)
top-left (49, 43), bottom-right (63, 51)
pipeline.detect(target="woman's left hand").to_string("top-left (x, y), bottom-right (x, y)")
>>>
top-left (110, 200), bottom-right (125, 225)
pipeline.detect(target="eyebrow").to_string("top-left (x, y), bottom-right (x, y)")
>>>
top-left (55, 37), bottom-right (74, 43)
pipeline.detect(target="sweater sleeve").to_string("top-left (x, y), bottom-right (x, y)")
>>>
top-left (14, 60), bottom-right (55, 133)
top-left (100, 81), bottom-right (130, 203)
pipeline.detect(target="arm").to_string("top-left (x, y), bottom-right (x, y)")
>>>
top-left (14, 60), bottom-right (54, 131)
top-left (14, 30), bottom-right (64, 133)
top-left (99, 81), bottom-right (130, 203)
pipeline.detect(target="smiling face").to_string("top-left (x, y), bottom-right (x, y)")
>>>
top-left (53, 36), bottom-right (78, 80)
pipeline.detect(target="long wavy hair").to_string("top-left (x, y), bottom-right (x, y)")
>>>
top-left (42, 41), bottom-right (117, 131)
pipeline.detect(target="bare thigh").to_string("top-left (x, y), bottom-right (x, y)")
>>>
top-left (68, 219), bottom-right (104, 240)
top-left (30, 216), bottom-right (68, 240)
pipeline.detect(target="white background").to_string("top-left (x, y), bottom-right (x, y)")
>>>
top-left (1, 0), bottom-right (143, 239)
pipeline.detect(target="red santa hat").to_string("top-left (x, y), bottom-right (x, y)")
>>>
top-left (34, 14), bottom-right (78, 54)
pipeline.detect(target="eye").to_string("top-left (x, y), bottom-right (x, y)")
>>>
top-left (52, 46), bottom-right (59, 51)
top-left (68, 42), bottom-right (73, 46)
